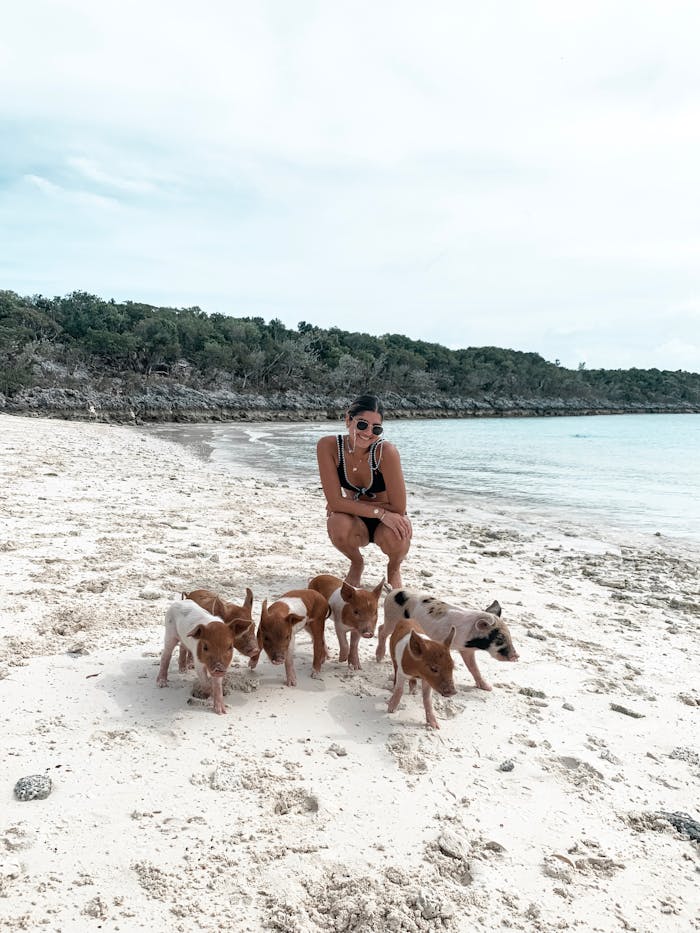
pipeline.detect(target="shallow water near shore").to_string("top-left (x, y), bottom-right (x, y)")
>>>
top-left (149, 413), bottom-right (700, 550)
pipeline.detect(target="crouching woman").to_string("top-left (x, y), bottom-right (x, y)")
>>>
top-left (316, 394), bottom-right (412, 588)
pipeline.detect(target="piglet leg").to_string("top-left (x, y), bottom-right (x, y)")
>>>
top-left (461, 648), bottom-right (492, 692)
top-left (285, 636), bottom-right (298, 687)
top-left (375, 624), bottom-right (388, 662)
top-left (348, 631), bottom-right (362, 670)
top-left (210, 676), bottom-right (227, 715)
top-left (308, 619), bottom-right (328, 678)
top-left (387, 671), bottom-right (406, 713)
top-left (335, 619), bottom-right (350, 663)
top-left (421, 681), bottom-right (439, 729)
top-left (156, 629), bottom-right (180, 686)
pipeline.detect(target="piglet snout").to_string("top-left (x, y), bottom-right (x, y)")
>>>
top-left (440, 683), bottom-right (457, 697)
top-left (361, 632), bottom-right (374, 639)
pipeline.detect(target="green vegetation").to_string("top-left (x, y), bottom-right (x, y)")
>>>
top-left (1, 289), bottom-right (699, 411)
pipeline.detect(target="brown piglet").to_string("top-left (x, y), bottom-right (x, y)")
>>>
top-left (388, 618), bottom-right (456, 729)
top-left (249, 588), bottom-right (329, 686)
top-left (308, 573), bottom-right (384, 670)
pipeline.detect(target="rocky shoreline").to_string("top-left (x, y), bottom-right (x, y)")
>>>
top-left (2, 383), bottom-right (698, 423)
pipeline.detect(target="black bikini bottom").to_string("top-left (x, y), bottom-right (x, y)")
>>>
top-left (358, 516), bottom-right (381, 543)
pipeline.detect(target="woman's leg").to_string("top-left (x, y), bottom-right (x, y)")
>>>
top-left (326, 513), bottom-right (370, 586)
top-left (373, 524), bottom-right (412, 589)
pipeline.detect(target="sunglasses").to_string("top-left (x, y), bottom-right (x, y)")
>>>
top-left (353, 418), bottom-right (383, 436)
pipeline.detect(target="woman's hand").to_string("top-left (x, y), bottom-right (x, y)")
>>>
top-left (380, 510), bottom-right (412, 540)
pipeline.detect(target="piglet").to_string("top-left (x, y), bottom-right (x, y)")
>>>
top-left (183, 587), bottom-right (258, 659)
top-left (388, 619), bottom-right (456, 729)
top-left (379, 589), bottom-right (519, 691)
top-left (157, 599), bottom-right (235, 715)
top-left (308, 573), bottom-right (383, 670)
top-left (249, 589), bottom-right (329, 686)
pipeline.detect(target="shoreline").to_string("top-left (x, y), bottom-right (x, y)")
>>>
top-left (142, 419), bottom-right (700, 559)
top-left (1, 414), bottom-right (698, 932)
top-left (4, 405), bottom-right (700, 426)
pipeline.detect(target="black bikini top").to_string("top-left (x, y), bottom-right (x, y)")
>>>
top-left (336, 434), bottom-right (386, 499)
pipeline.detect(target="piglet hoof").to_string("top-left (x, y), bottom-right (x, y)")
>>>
top-left (192, 684), bottom-right (212, 700)
top-left (475, 680), bottom-right (493, 692)
top-left (310, 669), bottom-right (323, 680)
top-left (248, 655), bottom-right (259, 670)
top-left (285, 677), bottom-right (297, 687)
top-left (156, 675), bottom-right (168, 688)
top-left (348, 661), bottom-right (362, 672)
top-left (427, 717), bottom-right (440, 730)
top-left (375, 649), bottom-right (385, 662)
top-left (338, 650), bottom-right (349, 663)
top-left (213, 703), bottom-right (227, 715)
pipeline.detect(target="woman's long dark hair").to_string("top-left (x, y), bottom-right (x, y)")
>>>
top-left (347, 394), bottom-right (384, 419)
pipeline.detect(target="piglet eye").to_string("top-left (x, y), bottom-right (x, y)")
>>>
top-left (430, 665), bottom-right (439, 674)
top-left (202, 644), bottom-right (208, 652)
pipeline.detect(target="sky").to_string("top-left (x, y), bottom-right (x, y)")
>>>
top-left (2, 1), bottom-right (700, 373)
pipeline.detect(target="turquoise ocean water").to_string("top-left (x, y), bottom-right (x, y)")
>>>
top-left (153, 413), bottom-right (700, 547)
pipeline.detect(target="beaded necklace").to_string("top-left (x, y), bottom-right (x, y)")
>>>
top-left (336, 434), bottom-right (384, 500)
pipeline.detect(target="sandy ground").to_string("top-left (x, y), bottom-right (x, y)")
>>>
top-left (0, 413), bottom-right (698, 933)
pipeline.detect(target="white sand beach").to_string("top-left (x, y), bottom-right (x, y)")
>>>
top-left (1, 413), bottom-right (698, 932)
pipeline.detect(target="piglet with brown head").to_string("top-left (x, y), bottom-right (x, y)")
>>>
top-left (183, 587), bottom-right (259, 660)
top-left (388, 619), bottom-right (456, 729)
top-left (157, 599), bottom-right (236, 715)
top-left (249, 589), bottom-right (329, 687)
top-left (308, 573), bottom-right (383, 669)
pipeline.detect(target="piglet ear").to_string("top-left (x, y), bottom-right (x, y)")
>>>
top-left (340, 581), bottom-right (355, 601)
top-left (444, 625), bottom-right (456, 649)
top-left (475, 615), bottom-right (493, 632)
top-left (260, 599), bottom-right (268, 621)
top-left (243, 588), bottom-right (254, 612)
top-left (373, 578), bottom-right (385, 598)
top-left (286, 613), bottom-right (304, 627)
top-left (408, 631), bottom-right (424, 658)
top-left (181, 591), bottom-right (189, 600)
top-left (485, 600), bottom-right (502, 617)
top-left (228, 616), bottom-right (250, 635)
top-left (187, 624), bottom-right (206, 640)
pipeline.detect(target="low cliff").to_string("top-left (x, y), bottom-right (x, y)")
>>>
top-left (3, 382), bottom-right (697, 423)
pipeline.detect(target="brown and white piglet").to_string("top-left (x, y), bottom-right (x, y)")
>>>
top-left (183, 587), bottom-right (258, 659)
top-left (388, 618), bottom-right (456, 729)
top-left (157, 599), bottom-right (235, 715)
top-left (249, 588), bottom-right (329, 686)
top-left (308, 573), bottom-right (383, 670)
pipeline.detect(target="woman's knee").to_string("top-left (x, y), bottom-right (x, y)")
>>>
top-left (375, 527), bottom-right (411, 561)
top-left (328, 514), bottom-right (369, 549)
